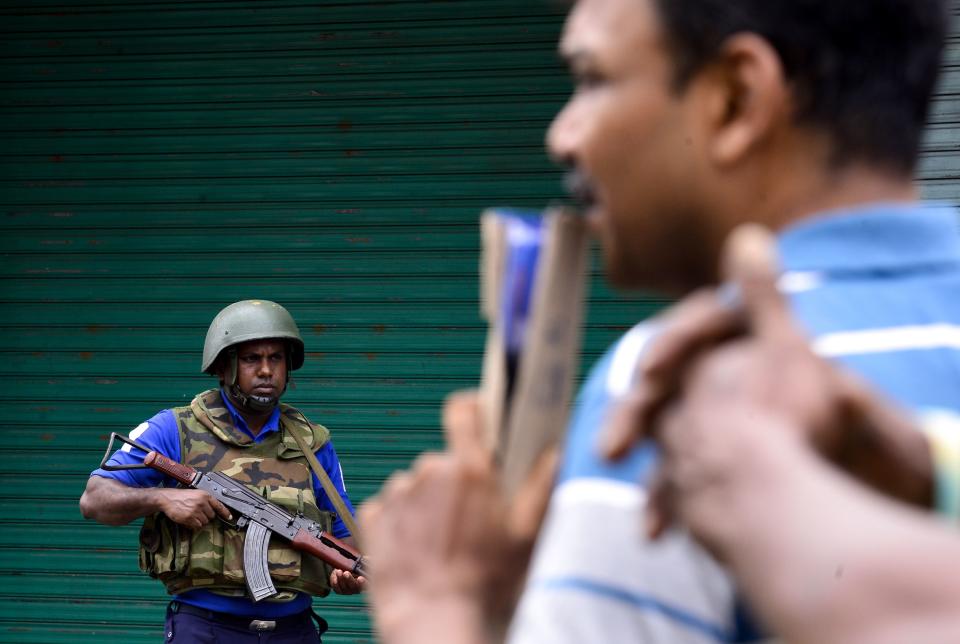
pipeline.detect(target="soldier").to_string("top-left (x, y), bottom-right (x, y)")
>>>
top-left (80, 299), bottom-right (364, 643)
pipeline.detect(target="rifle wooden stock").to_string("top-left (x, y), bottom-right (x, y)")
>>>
top-left (291, 529), bottom-right (367, 577)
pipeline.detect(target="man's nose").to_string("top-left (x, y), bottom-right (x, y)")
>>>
top-left (257, 358), bottom-right (272, 375)
top-left (546, 101), bottom-right (582, 164)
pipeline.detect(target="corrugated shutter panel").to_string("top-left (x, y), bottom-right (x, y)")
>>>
top-left (1, 2), bottom-right (661, 642)
top-left (919, 11), bottom-right (960, 200)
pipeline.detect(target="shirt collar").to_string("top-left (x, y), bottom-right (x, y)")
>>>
top-left (777, 202), bottom-right (960, 275)
top-left (219, 388), bottom-right (282, 441)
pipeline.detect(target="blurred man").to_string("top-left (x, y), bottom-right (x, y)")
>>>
top-left (510, 0), bottom-right (955, 640)
top-left (361, 0), bottom-right (957, 642)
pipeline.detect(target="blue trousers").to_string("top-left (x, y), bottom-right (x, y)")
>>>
top-left (164, 602), bottom-right (326, 643)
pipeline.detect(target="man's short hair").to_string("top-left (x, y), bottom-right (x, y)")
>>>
top-left (653, 0), bottom-right (948, 174)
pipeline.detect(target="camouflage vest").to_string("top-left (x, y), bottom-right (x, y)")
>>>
top-left (138, 389), bottom-right (334, 601)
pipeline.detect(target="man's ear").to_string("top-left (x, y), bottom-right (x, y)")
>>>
top-left (214, 350), bottom-right (236, 386)
top-left (214, 358), bottom-right (227, 386)
top-left (703, 33), bottom-right (789, 166)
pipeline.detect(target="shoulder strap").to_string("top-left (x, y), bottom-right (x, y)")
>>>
top-left (287, 416), bottom-right (361, 539)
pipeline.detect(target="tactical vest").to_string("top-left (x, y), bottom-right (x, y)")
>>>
top-left (138, 389), bottom-right (335, 600)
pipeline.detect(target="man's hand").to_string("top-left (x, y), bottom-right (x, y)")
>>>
top-left (603, 225), bottom-right (844, 459)
top-left (329, 569), bottom-right (366, 595)
top-left (601, 225), bottom-right (933, 537)
top-left (653, 384), bottom-right (960, 644)
top-left (157, 488), bottom-right (233, 530)
top-left (358, 390), bottom-right (557, 644)
top-left (80, 476), bottom-right (233, 528)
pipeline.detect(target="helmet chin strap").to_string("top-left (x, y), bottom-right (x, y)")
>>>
top-left (228, 384), bottom-right (279, 413)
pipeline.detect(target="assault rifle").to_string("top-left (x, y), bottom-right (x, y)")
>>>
top-left (99, 432), bottom-right (368, 602)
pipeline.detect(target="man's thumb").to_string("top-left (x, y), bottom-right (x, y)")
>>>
top-left (443, 389), bottom-right (491, 470)
top-left (722, 224), bottom-right (792, 339)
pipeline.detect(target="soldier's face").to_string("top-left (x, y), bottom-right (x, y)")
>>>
top-left (548, 0), bottom-right (715, 293)
top-left (233, 339), bottom-right (288, 403)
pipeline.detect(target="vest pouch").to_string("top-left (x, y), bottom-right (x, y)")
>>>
top-left (257, 486), bottom-right (334, 596)
top-left (139, 513), bottom-right (190, 581)
top-left (263, 487), bottom-right (307, 584)
top-left (220, 521), bottom-right (248, 584)
top-left (218, 486), bottom-right (330, 588)
top-left (184, 518), bottom-right (226, 582)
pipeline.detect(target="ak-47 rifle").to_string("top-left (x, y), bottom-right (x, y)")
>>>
top-left (99, 432), bottom-right (368, 602)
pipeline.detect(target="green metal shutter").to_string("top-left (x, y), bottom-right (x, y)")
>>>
top-left (1, 2), bottom-right (660, 642)
top-left (918, 11), bottom-right (959, 200)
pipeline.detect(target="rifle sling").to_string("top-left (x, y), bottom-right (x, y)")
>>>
top-left (287, 421), bottom-right (361, 541)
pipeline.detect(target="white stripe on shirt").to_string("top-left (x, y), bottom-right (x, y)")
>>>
top-left (814, 323), bottom-right (960, 357)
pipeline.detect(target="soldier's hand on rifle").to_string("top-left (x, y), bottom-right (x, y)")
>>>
top-left (159, 488), bottom-right (232, 530)
top-left (359, 390), bottom-right (557, 644)
top-left (329, 569), bottom-right (366, 595)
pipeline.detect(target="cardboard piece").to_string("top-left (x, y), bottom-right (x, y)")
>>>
top-left (479, 208), bottom-right (590, 497)
top-left (479, 212), bottom-right (509, 453)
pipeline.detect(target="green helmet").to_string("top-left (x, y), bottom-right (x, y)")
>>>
top-left (201, 300), bottom-right (305, 374)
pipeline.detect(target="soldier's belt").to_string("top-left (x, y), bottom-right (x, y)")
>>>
top-left (170, 601), bottom-right (315, 632)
